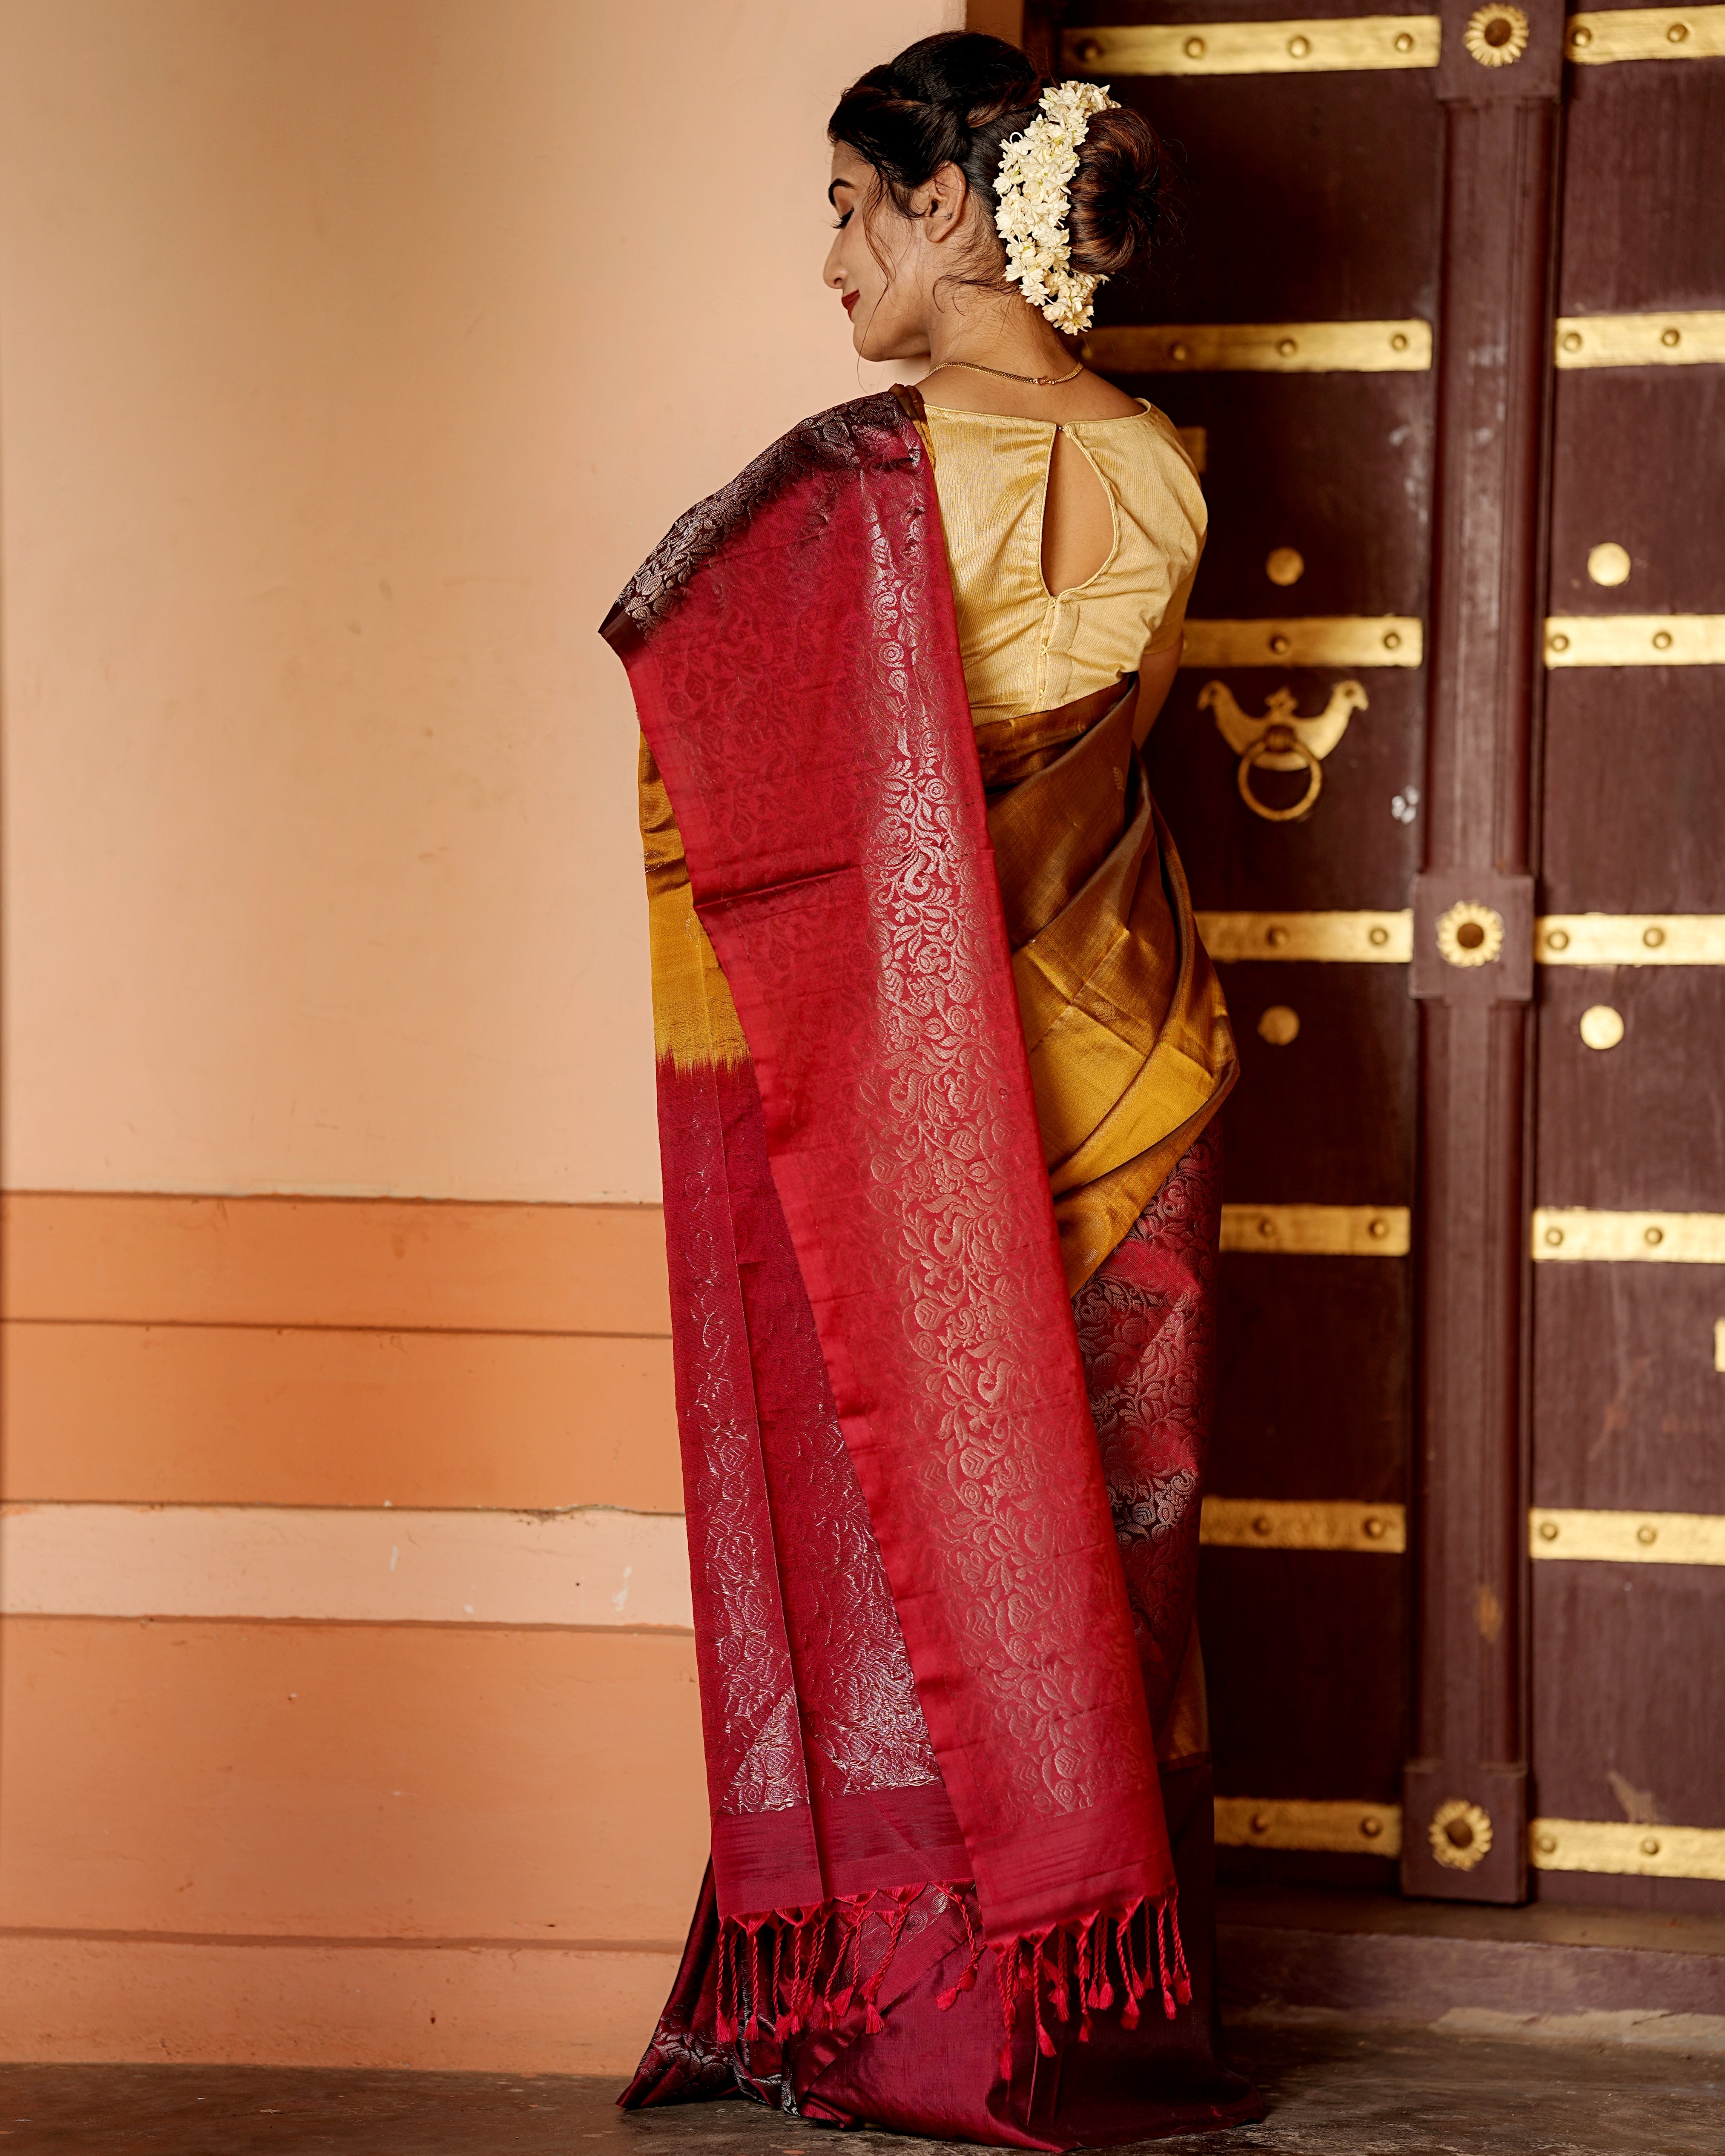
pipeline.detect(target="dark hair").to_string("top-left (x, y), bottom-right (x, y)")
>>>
top-left (827, 31), bottom-right (1164, 286)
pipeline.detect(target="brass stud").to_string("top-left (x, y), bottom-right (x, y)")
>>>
top-left (1287, 34), bottom-right (1311, 56)
top-left (1369, 925), bottom-right (1389, 946)
top-left (1544, 1227), bottom-right (1564, 1247)
top-left (1465, 3), bottom-right (1531, 65)
top-left (1653, 629), bottom-right (1674, 651)
top-left (1251, 1514), bottom-right (1273, 1533)
top-left (1266, 924), bottom-right (1289, 949)
top-left (1643, 924), bottom-right (1665, 948)
top-left (1250, 1811), bottom-right (1271, 1833)
top-left (1642, 1834), bottom-right (1662, 1854)
top-left (1430, 1799), bottom-right (1493, 1870)
top-left (1269, 633), bottom-right (1291, 656)
top-left (1538, 1520), bottom-right (1560, 1540)
top-left (1536, 1832), bottom-right (1558, 1853)
top-left (1645, 1225), bottom-right (1664, 1247)
top-left (1662, 326), bottom-right (1681, 347)
top-left (1184, 35), bottom-right (1207, 58)
top-left (1361, 1814), bottom-right (1384, 1837)
top-left (1368, 1218), bottom-right (1390, 1240)
top-left (1579, 1004), bottom-right (1624, 1051)
top-left (1569, 22), bottom-right (1592, 42)
top-left (1170, 341), bottom-right (1190, 363)
top-left (1276, 336), bottom-right (1297, 357)
top-left (1549, 631), bottom-right (1571, 652)
top-left (1383, 630), bottom-right (1402, 650)
top-left (1266, 546), bottom-right (1305, 586)
top-left (1587, 541), bottom-right (1631, 587)
top-left (1363, 1515), bottom-right (1387, 1539)
top-left (1257, 1003), bottom-right (1301, 1047)
top-left (1076, 37), bottom-right (1104, 63)
top-left (1394, 29), bottom-right (1415, 50)
top-left (1637, 1523), bottom-right (1658, 1545)
top-left (1546, 928), bottom-right (1570, 950)
top-left (1256, 1219), bottom-right (1276, 1241)
top-left (1562, 329), bottom-right (1584, 351)
top-left (1668, 19), bottom-right (1689, 38)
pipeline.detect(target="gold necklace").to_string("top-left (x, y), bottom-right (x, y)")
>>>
top-left (935, 356), bottom-right (1083, 387)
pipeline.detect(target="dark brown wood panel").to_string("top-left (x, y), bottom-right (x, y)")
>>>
top-left (1219, 968), bottom-right (1416, 1204)
top-left (1201, 1549), bottom-right (1408, 1799)
top-left (1531, 1269), bottom-right (1725, 1514)
top-left (1213, 1257), bottom-right (1413, 1502)
top-left (1540, 675), bottom-right (1725, 913)
top-left (1536, 971), bottom-right (1725, 1207)
top-left (1556, 42), bottom-right (1725, 313)
top-left (1531, 1563), bottom-right (1725, 1914)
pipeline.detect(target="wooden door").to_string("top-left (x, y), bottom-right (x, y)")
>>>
top-left (1035, 0), bottom-right (1725, 1908)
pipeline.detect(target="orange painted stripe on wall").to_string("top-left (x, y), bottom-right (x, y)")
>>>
top-left (0, 1934), bottom-right (678, 2073)
top-left (2, 1322), bottom-right (681, 1510)
top-left (0, 1620), bottom-right (708, 1945)
top-left (0, 1193), bottom-right (672, 1335)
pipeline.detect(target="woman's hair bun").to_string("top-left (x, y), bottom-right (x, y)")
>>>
top-left (829, 31), bottom-right (1165, 280)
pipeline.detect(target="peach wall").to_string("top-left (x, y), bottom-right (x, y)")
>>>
top-left (0, 0), bottom-right (960, 1205)
top-left (0, 0), bottom-right (965, 2071)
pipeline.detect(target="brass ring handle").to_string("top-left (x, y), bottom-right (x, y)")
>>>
top-left (1237, 726), bottom-right (1323, 821)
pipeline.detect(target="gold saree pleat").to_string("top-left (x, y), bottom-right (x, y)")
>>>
top-left (639, 737), bottom-right (748, 1072)
top-left (981, 679), bottom-right (1237, 1295)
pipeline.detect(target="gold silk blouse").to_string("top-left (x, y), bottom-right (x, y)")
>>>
top-left (922, 399), bottom-right (1205, 722)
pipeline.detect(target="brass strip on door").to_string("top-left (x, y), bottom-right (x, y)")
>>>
top-left (1566, 5), bottom-right (1725, 64)
top-left (1215, 1797), bottom-right (1403, 1854)
top-left (1537, 915), bottom-right (1725, 965)
top-left (1222, 1204), bottom-right (1411, 1256)
top-left (1532, 1208), bottom-right (1725, 1263)
top-left (1183, 617), bottom-right (1424, 668)
top-left (1201, 1498), bottom-right (1406, 1551)
top-left (1545, 615), bottom-right (1725, 666)
top-left (1531, 1507), bottom-right (1725, 1565)
top-left (1198, 909), bottom-right (1413, 962)
top-left (1064, 18), bottom-right (1440, 76)
top-left (1531, 1819), bottom-right (1725, 1881)
top-left (1081, 320), bottom-right (1431, 373)
top-left (1555, 309), bottom-right (1725, 367)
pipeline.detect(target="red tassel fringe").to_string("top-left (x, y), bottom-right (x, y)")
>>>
top-left (714, 1885), bottom-right (1187, 2074)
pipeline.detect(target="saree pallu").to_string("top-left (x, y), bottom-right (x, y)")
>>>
top-left (602, 389), bottom-right (1255, 2147)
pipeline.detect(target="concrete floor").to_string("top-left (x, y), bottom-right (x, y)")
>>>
top-left (3, 2017), bottom-right (1720, 2156)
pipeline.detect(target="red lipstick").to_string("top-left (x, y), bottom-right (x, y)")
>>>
top-left (842, 291), bottom-right (859, 316)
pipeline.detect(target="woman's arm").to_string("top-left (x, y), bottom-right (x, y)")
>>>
top-left (1132, 638), bottom-right (1182, 748)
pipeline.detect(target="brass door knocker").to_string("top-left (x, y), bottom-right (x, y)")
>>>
top-left (1199, 678), bottom-right (1368, 822)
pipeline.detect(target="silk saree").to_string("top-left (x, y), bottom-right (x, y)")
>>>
top-left (601, 387), bottom-right (1257, 2147)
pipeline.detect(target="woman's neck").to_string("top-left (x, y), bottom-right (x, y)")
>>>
top-left (918, 294), bottom-right (1142, 421)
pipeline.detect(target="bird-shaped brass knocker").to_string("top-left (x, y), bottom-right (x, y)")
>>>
top-left (1198, 678), bottom-right (1368, 822)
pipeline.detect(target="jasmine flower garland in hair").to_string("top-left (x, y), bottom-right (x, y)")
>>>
top-left (993, 80), bottom-right (1120, 335)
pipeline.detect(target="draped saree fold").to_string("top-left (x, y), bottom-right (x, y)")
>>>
top-left (600, 389), bottom-right (1257, 2147)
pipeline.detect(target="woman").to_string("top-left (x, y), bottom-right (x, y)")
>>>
top-left (604, 31), bottom-right (1259, 2148)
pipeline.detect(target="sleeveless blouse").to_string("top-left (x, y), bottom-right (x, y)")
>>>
top-left (922, 399), bottom-right (1206, 723)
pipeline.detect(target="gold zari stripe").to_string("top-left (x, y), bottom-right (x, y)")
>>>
top-left (1531, 1819), bottom-right (1725, 1880)
top-left (1566, 6), bottom-right (1725, 63)
top-left (1545, 615), bottom-right (1725, 666)
top-left (1531, 1507), bottom-right (1725, 1566)
top-left (1215, 1797), bottom-right (1403, 1855)
top-left (1201, 1498), bottom-right (1406, 1552)
top-left (1198, 910), bottom-right (1411, 962)
top-left (1555, 309), bottom-right (1725, 367)
top-left (1065, 17), bottom-right (1439, 75)
top-left (1222, 1203), bottom-right (1410, 1256)
top-left (1183, 617), bottom-right (1423, 668)
top-left (1538, 914), bottom-right (1725, 965)
top-left (1533, 1208), bottom-right (1725, 1263)
top-left (1082, 320), bottom-right (1430, 374)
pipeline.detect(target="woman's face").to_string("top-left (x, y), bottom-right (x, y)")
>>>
top-left (823, 147), bottom-right (948, 362)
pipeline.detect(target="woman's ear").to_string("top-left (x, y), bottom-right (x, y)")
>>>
top-left (916, 161), bottom-right (969, 246)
